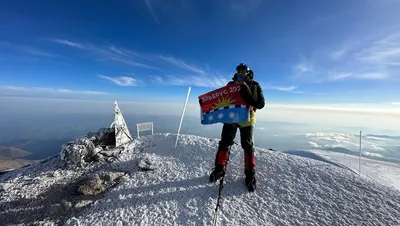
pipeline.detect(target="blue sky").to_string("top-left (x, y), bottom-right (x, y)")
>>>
top-left (1, 0), bottom-right (400, 111)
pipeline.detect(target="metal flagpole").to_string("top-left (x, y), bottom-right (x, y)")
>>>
top-left (359, 130), bottom-right (362, 176)
top-left (175, 87), bottom-right (191, 148)
top-left (150, 122), bottom-right (153, 153)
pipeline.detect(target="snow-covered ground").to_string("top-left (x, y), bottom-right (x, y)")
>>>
top-left (307, 149), bottom-right (400, 192)
top-left (1, 133), bottom-right (399, 226)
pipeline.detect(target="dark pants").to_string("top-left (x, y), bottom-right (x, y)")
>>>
top-left (214, 123), bottom-right (255, 172)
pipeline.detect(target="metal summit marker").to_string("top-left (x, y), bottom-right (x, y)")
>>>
top-left (110, 100), bottom-right (133, 147)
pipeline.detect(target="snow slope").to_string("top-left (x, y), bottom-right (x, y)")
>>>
top-left (282, 149), bottom-right (357, 173)
top-left (1, 133), bottom-right (400, 226)
top-left (307, 149), bottom-right (400, 192)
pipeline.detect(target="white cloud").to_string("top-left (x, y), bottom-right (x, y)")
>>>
top-left (376, 32), bottom-right (400, 45)
top-left (265, 85), bottom-right (303, 93)
top-left (229, 0), bottom-right (263, 16)
top-left (144, 0), bottom-right (160, 24)
top-left (331, 49), bottom-right (347, 60)
top-left (267, 85), bottom-right (296, 91)
top-left (50, 39), bottom-right (155, 69)
top-left (50, 39), bottom-right (219, 77)
top-left (329, 73), bottom-right (352, 80)
top-left (357, 32), bottom-right (400, 64)
top-left (294, 57), bottom-right (314, 74)
top-left (24, 48), bottom-right (60, 58)
top-left (1, 86), bottom-right (27, 91)
top-left (309, 141), bottom-right (321, 148)
top-left (293, 31), bottom-right (400, 83)
top-left (356, 72), bottom-right (388, 80)
top-left (0, 41), bottom-right (61, 58)
top-left (99, 75), bottom-right (140, 86)
top-left (328, 71), bottom-right (389, 81)
top-left (83, 91), bottom-right (108, 95)
top-left (361, 48), bottom-right (400, 62)
top-left (363, 152), bottom-right (385, 158)
top-left (392, 102), bottom-right (400, 105)
top-left (159, 55), bottom-right (206, 75)
top-left (151, 55), bottom-right (232, 87)
top-left (50, 39), bottom-right (233, 88)
top-left (151, 76), bottom-right (164, 83)
top-left (49, 39), bottom-right (86, 49)
top-left (304, 132), bottom-right (395, 158)
top-left (0, 85), bottom-right (107, 95)
top-left (353, 32), bottom-right (400, 78)
top-left (153, 74), bottom-right (229, 88)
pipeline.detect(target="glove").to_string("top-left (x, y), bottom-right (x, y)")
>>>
top-left (240, 83), bottom-right (252, 98)
top-left (239, 83), bottom-right (255, 105)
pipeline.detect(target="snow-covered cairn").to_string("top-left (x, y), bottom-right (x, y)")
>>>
top-left (60, 101), bottom-right (133, 167)
top-left (60, 128), bottom-right (119, 167)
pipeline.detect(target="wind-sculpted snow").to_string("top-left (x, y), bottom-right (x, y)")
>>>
top-left (66, 133), bottom-right (399, 226)
top-left (1, 133), bottom-right (399, 226)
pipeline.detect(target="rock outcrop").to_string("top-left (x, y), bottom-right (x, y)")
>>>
top-left (60, 128), bottom-right (124, 167)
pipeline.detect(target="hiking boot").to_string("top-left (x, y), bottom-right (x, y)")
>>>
top-left (209, 164), bottom-right (226, 183)
top-left (245, 169), bottom-right (256, 192)
top-left (245, 176), bottom-right (256, 192)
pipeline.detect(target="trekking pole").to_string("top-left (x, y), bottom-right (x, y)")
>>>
top-left (212, 142), bottom-right (237, 226)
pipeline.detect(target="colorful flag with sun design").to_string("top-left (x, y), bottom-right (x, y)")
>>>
top-left (198, 82), bottom-right (250, 125)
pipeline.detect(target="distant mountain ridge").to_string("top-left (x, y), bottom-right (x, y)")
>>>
top-left (0, 146), bottom-right (32, 159)
top-left (0, 138), bottom-right (71, 160)
top-left (0, 158), bottom-right (34, 172)
top-left (0, 146), bottom-right (34, 172)
top-left (323, 147), bottom-right (355, 155)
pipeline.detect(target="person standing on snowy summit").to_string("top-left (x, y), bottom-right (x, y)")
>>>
top-left (207, 63), bottom-right (265, 192)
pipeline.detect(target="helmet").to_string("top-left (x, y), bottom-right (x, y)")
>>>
top-left (236, 63), bottom-right (249, 72)
top-left (234, 63), bottom-right (253, 81)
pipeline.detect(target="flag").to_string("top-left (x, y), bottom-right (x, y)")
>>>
top-left (198, 82), bottom-right (251, 125)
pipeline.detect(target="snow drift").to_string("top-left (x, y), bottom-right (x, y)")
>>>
top-left (0, 133), bottom-right (399, 226)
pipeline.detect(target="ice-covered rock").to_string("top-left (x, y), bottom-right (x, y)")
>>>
top-left (61, 199), bottom-right (73, 211)
top-left (75, 172), bottom-right (126, 196)
top-left (103, 172), bottom-right (125, 182)
top-left (138, 153), bottom-right (162, 171)
top-left (87, 127), bottom-right (116, 146)
top-left (59, 102), bottom-right (133, 167)
top-left (60, 138), bottom-right (97, 167)
top-left (61, 128), bottom-right (126, 167)
top-left (76, 174), bottom-right (105, 196)
top-left (0, 182), bottom-right (12, 192)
